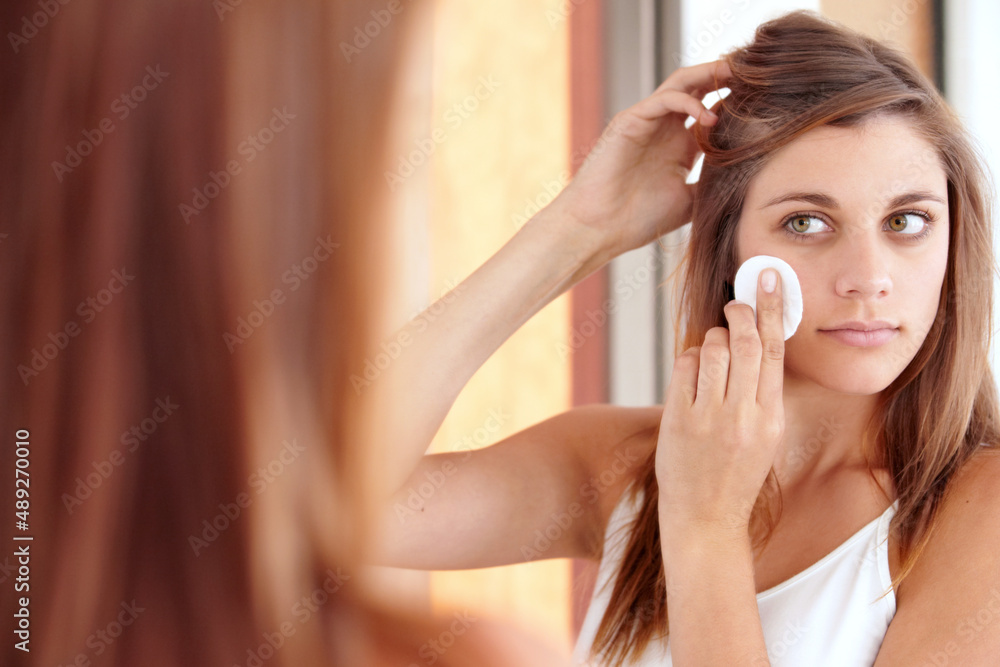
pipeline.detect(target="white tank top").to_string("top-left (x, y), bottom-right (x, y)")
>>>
top-left (573, 482), bottom-right (899, 666)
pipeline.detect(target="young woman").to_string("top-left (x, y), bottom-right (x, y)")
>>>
top-left (371, 10), bottom-right (1000, 666)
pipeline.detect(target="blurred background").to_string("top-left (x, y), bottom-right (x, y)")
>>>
top-left (373, 0), bottom-right (1000, 657)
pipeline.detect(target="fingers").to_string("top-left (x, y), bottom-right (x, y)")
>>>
top-left (667, 266), bottom-right (785, 414)
top-left (655, 59), bottom-right (732, 96)
top-left (696, 328), bottom-right (730, 406)
top-left (755, 268), bottom-right (785, 408)
top-left (666, 346), bottom-right (701, 408)
top-left (722, 301), bottom-right (761, 403)
top-left (630, 89), bottom-right (718, 127)
top-left (719, 270), bottom-right (784, 408)
top-left (631, 59), bottom-right (732, 126)
top-left (666, 328), bottom-right (730, 413)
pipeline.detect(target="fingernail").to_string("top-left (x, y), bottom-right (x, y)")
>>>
top-left (761, 269), bottom-right (777, 293)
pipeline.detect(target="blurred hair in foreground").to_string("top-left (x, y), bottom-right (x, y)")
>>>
top-left (0, 1), bottom-right (556, 665)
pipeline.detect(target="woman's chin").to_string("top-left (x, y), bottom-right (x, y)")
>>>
top-left (784, 357), bottom-right (897, 396)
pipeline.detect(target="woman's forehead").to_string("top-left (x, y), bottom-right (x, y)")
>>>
top-left (743, 117), bottom-right (948, 209)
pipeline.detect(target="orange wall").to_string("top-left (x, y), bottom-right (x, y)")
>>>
top-left (426, 0), bottom-right (574, 654)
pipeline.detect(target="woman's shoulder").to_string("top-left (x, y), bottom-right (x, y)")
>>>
top-left (876, 445), bottom-right (1000, 660)
top-left (894, 444), bottom-right (1000, 602)
top-left (943, 443), bottom-right (1000, 505)
top-left (939, 444), bottom-right (1000, 507)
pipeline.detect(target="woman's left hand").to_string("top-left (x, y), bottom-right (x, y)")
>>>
top-left (655, 269), bottom-right (786, 537)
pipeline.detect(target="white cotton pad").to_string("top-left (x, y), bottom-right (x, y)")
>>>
top-left (733, 255), bottom-right (803, 340)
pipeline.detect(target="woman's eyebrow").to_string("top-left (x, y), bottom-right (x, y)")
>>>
top-left (761, 191), bottom-right (838, 209)
top-left (883, 191), bottom-right (948, 208)
top-left (760, 190), bottom-right (946, 210)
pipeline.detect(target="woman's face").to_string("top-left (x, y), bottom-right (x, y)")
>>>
top-left (735, 115), bottom-right (950, 395)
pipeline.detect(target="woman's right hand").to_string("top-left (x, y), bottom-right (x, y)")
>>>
top-left (547, 59), bottom-right (732, 265)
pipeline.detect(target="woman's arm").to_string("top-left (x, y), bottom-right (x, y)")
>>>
top-left (371, 404), bottom-right (658, 570)
top-left (367, 205), bottom-right (610, 504)
top-left (660, 512), bottom-right (769, 665)
top-left (654, 266), bottom-right (787, 664)
top-left (367, 59), bottom-right (733, 569)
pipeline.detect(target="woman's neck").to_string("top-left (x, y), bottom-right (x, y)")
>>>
top-left (773, 374), bottom-right (882, 489)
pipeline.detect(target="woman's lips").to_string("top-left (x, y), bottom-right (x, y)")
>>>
top-left (819, 328), bottom-right (898, 347)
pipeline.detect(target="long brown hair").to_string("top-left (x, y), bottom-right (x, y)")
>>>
top-left (0, 1), bottom-right (513, 665)
top-left (587, 10), bottom-right (1000, 665)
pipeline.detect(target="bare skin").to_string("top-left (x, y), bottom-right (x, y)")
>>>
top-left (732, 117), bottom-right (950, 595)
top-left (367, 60), bottom-right (732, 570)
top-left (367, 62), bottom-right (972, 626)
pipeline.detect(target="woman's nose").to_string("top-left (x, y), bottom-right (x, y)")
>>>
top-left (833, 227), bottom-right (893, 299)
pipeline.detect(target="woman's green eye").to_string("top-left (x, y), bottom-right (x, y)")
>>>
top-left (784, 212), bottom-right (931, 239)
top-left (787, 215), bottom-right (824, 233)
top-left (887, 212), bottom-right (926, 234)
